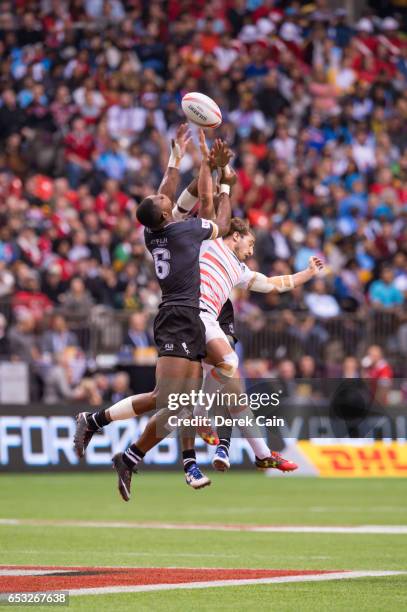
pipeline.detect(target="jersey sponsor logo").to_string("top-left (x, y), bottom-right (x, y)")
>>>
top-left (164, 343), bottom-right (174, 351)
top-left (182, 342), bottom-right (190, 355)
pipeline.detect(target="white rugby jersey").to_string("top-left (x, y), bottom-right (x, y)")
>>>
top-left (199, 238), bottom-right (254, 316)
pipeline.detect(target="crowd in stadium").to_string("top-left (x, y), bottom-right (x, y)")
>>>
top-left (0, 0), bottom-right (406, 402)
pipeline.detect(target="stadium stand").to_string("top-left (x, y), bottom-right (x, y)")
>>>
top-left (0, 0), bottom-right (406, 402)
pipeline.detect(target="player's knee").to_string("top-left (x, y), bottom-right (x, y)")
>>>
top-left (146, 388), bottom-right (158, 410)
top-left (217, 351), bottom-right (239, 378)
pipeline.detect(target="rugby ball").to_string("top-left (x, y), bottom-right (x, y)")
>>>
top-left (181, 92), bottom-right (222, 128)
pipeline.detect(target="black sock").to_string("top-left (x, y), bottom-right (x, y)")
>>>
top-left (86, 410), bottom-right (110, 431)
top-left (182, 449), bottom-right (196, 472)
top-left (218, 437), bottom-right (230, 453)
top-left (123, 444), bottom-right (145, 470)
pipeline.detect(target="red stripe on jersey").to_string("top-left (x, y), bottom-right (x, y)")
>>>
top-left (200, 268), bottom-right (228, 297)
top-left (214, 239), bottom-right (241, 279)
top-left (201, 278), bottom-right (222, 301)
top-left (201, 293), bottom-right (220, 312)
top-left (202, 252), bottom-right (234, 286)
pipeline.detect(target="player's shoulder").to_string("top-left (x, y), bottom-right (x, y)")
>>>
top-left (239, 261), bottom-right (255, 281)
top-left (183, 217), bottom-right (213, 230)
top-left (240, 261), bottom-right (251, 272)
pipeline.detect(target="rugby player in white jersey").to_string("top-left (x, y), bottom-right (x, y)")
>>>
top-left (194, 215), bottom-right (324, 469)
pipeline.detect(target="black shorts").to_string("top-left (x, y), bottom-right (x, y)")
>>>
top-left (154, 305), bottom-right (206, 362)
top-left (218, 299), bottom-right (238, 346)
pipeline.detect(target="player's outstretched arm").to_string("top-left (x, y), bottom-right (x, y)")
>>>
top-left (200, 139), bottom-right (234, 221)
top-left (248, 256), bottom-right (325, 293)
top-left (210, 138), bottom-right (233, 176)
top-left (197, 128), bottom-right (215, 220)
top-left (158, 123), bottom-right (191, 202)
top-left (212, 164), bottom-right (235, 237)
top-left (172, 178), bottom-right (199, 221)
top-left (173, 139), bottom-right (233, 222)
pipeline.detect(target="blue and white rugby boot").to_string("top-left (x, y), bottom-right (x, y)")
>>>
top-left (185, 464), bottom-right (211, 489)
top-left (212, 446), bottom-right (231, 472)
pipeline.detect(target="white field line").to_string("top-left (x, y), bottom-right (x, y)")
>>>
top-left (68, 571), bottom-right (407, 596)
top-left (0, 570), bottom-right (68, 576)
top-left (1, 518), bottom-right (407, 535)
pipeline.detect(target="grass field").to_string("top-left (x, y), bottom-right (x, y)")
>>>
top-left (1, 472), bottom-right (407, 611)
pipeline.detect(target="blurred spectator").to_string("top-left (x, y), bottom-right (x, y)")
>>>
top-left (0, 314), bottom-right (11, 360)
top-left (361, 344), bottom-right (394, 405)
top-left (283, 311), bottom-right (329, 359)
top-left (0, 89), bottom-right (25, 140)
top-left (60, 277), bottom-right (94, 317)
top-left (342, 356), bottom-right (360, 379)
top-left (64, 117), bottom-right (95, 188)
top-left (369, 267), bottom-right (404, 308)
top-left (298, 355), bottom-right (317, 379)
top-left (12, 272), bottom-right (53, 322)
top-left (96, 138), bottom-right (128, 180)
top-left (43, 353), bottom-right (75, 404)
top-left (122, 312), bottom-right (154, 350)
top-left (73, 377), bottom-right (103, 407)
top-left (8, 313), bottom-right (41, 364)
top-left (41, 266), bottom-right (67, 304)
top-left (244, 359), bottom-right (273, 379)
top-left (277, 359), bottom-right (297, 398)
top-left (119, 311), bottom-right (156, 364)
top-left (68, 231), bottom-right (91, 263)
top-left (0, 261), bottom-right (15, 298)
top-left (41, 314), bottom-right (79, 359)
top-left (110, 371), bottom-right (131, 403)
top-left (305, 279), bottom-right (341, 319)
top-left (362, 345), bottom-right (394, 381)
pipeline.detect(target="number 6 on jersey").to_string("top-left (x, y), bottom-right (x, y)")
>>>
top-left (152, 247), bottom-right (171, 279)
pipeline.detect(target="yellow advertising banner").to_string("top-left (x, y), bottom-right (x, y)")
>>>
top-left (298, 441), bottom-right (407, 477)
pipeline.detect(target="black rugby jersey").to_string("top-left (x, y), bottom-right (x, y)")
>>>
top-left (144, 217), bottom-right (215, 308)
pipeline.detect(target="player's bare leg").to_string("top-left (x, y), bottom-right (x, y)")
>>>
top-left (192, 337), bottom-right (238, 444)
top-left (73, 391), bottom-right (157, 458)
top-left (74, 376), bottom-right (210, 488)
top-left (199, 352), bottom-right (298, 473)
top-left (112, 356), bottom-right (206, 500)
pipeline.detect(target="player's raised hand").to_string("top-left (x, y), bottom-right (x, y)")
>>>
top-left (198, 128), bottom-right (210, 160)
top-left (171, 123), bottom-right (192, 159)
top-left (220, 164), bottom-right (237, 187)
top-left (308, 256), bottom-right (325, 275)
top-left (210, 139), bottom-right (233, 168)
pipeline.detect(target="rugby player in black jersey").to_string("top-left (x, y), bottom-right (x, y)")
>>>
top-left (74, 128), bottom-right (233, 500)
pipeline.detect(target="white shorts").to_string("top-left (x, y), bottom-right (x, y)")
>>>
top-left (199, 310), bottom-right (230, 345)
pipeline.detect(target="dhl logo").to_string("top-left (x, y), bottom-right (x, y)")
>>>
top-left (298, 441), bottom-right (407, 477)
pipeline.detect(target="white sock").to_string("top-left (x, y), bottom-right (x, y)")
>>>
top-left (230, 406), bottom-right (270, 459)
top-left (107, 396), bottom-right (135, 421)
